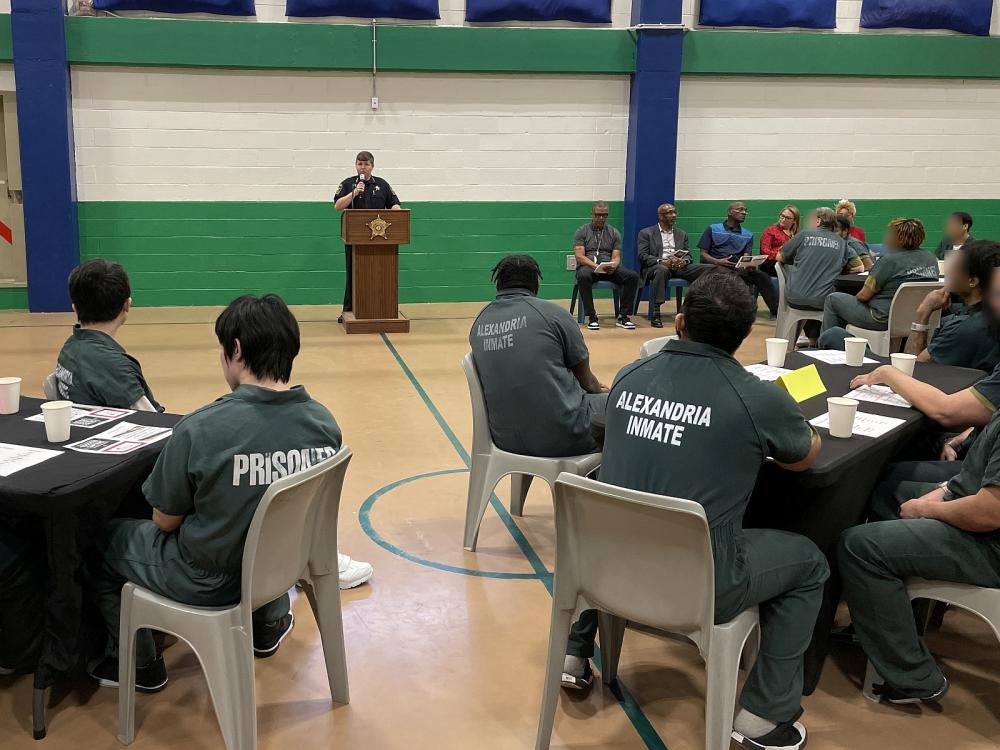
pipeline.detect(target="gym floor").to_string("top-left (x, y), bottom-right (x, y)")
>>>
top-left (0, 299), bottom-right (998, 749)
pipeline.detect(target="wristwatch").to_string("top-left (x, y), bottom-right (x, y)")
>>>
top-left (910, 322), bottom-right (930, 332)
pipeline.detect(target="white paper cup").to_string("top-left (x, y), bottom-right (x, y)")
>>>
top-left (765, 338), bottom-right (788, 368)
top-left (891, 353), bottom-right (917, 376)
top-left (0, 376), bottom-right (21, 415)
top-left (844, 338), bottom-right (869, 367)
top-left (827, 397), bottom-right (859, 439)
top-left (937, 259), bottom-right (946, 276)
top-left (41, 400), bottom-right (72, 443)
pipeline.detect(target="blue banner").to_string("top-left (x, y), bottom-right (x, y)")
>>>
top-left (861, 0), bottom-right (993, 36)
top-left (466, 0), bottom-right (611, 23)
top-left (700, 0), bottom-right (836, 29)
top-left (93, 0), bottom-right (255, 13)
top-left (287, 0), bottom-right (439, 18)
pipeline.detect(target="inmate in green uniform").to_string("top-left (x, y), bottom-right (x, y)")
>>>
top-left (93, 385), bottom-right (342, 665)
top-left (840, 410), bottom-right (1000, 696)
top-left (469, 288), bottom-right (605, 457)
top-left (567, 340), bottom-right (829, 722)
top-left (781, 229), bottom-right (860, 309)
top-left (56, 325), bottom-right (162, 410)
top-left (926, 303), bottom-right (1000, 372)
top-left (862, 249), bottom-right (939, 322)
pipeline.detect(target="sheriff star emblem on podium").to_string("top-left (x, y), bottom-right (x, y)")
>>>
top-left (367, 214), bottom-right (391, 240)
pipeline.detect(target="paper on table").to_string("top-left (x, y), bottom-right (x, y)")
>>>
top-left (745, 364), bottom-right (792, 382)
top-left (810, 411), bottom-right (905, 439)
top-left (799, 350), bottom-right (878, 366)
top-left (25, 404), bottom-right (135, 429)
top-left (0, 442), bottom-right (63, 477)
top-left (846, 385), bottom-right (911, 409)
top-left (65, 421), bottom-right (172, 455)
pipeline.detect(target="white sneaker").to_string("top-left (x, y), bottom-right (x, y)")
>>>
top-left (338, 553), bottom-right (374, 590)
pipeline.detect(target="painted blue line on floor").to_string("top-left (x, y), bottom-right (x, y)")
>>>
top-left (379, 333), bottom-right (666, 750)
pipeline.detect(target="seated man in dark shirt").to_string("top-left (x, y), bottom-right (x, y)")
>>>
top-left (563, 270), bottom-right (826, 750)
top-left (56, 259), bottom-right (162, 412)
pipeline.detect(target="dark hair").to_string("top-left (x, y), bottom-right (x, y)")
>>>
top-left (215, 294), bottom-right (300, 382)
top-left (958, 240), bottom-right (1000, 289)
top-left (815, 207), bottom-right (838, 231)
top-left (491, 254), bottom-right (542, 292)
top-left (680, 269), bottom-right (756, 354)
top-left (951, 211), bottom-right (974, 231)
top-left (68, 259), bottom-right (131, 324)
top-left (834, 214), bottom-right (852, 233)
top-left (355, 151), bottom-right (374, 164)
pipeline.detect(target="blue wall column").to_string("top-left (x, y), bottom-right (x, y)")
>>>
top-left (623, 0), bottom-right (684, 272)
top-left (13, 0), bottom-right (79, 312)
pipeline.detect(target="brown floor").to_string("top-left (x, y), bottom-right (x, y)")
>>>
top-left (0, 299), bottom-right (998, 750)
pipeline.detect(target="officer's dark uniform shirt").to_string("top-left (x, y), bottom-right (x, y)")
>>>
top-left (333, 175), bottom-right (400, 211)
top-left (470, 288), bottom-right (602, 458)
top-left (56, 325), bottom-right (163, 411)
top-left (599, 340), bottom-right (815, 599)
top-left (143, 385), bottom-right (342, 575)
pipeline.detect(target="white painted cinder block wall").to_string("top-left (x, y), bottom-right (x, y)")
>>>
top-left (72, 67), bottom-right (630, 202)
top-left (676, 76), bottom-right (1000, 201)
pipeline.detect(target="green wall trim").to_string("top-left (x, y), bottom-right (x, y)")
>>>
top-left (683, 30), bottom-right (1000, 79)
top-left (0, 14), bottom-right (11, 63)
top-left (64, 16), bottom-right (634, 74)
top-left (0, 286), bottom-right (27, 310)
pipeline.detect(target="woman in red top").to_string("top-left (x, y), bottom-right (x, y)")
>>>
top-left (759, 205), bottom-right (799, 276)
top-left (837, 199), bottom-right (867, 243)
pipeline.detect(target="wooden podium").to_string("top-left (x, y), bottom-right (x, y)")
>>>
top-left (340, 208), bottom-right (410, 334)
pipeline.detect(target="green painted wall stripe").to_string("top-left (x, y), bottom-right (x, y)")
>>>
top-left (683, 30), bottom-right (1000, 79)
top-left (0, 287), bottom-right (27, 310)
top-left (64, 16), bottom-right (634, 74)
top-left (0, 15), bottom-right (11, 63)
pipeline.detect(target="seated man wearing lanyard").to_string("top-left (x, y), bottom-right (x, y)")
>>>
top-left (470, 254), bottom-right (608, 458)
top-left (697, 202), bottom-right (779, 318)
top-left (562, 270), bottom-right (826, 750)
top-left (89, 295), bottom-right (343, 692)
top-left (573, 201), bottom-right (640, 331)
top-left (839, 407), bottom-right (1000, 704)
top-left (56, 259), bottom-right (162, 412)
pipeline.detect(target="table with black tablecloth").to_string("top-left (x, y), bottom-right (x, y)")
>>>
top-left (834, 271), bottom-right (944, 295)
top-left (0, 397), bottom-right (180, 739)
top-left (745, 352), bottom-right (984, 693)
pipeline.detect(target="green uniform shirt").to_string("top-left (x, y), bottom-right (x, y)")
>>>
top-left (847, 237), bottom-right (871, 264)
top-left (948, 411), bottom-right (1000, 498)
top-left (863, 249), bottom-right (939, 322)
top-left (599, 340), bottom-right (815, 597)
top-left (781, 229), bottom-right (861, 308)
top-left (470, 288), bottom-right (601, 457)
top-left (55, 325), bottom-right (162, 411)
top-left (970, 361), bottom-right (1000, 414)
top-left (143, 385), bottom-right (342, 574)
top-left (927, 303), bottom-right (1000, 372)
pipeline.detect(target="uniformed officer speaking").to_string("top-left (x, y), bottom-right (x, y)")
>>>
top-left (333, 151), bottom-right (402, 321)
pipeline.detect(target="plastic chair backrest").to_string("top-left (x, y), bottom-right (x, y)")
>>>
top-left (887, 281), bottom-right (944, 340)
top-left (241, 447), bottom-right (353, 611)
top-left (42, 373), bottom-right (59, 401)
top-left (869, 244), bottom-right (883, 259)
top-left (639, 336), bottom-right (677, 359)
top-left (775, 263), bottom-right (790, 314)
top-left (553, 473), bottom-right (716, 641)
top-left (463, 353), bottom-right (495, 456)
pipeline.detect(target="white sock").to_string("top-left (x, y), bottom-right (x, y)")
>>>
top-left (733, 709), bottom-right (778, 738)
top-left (563, 655), bottom-right (587, 678)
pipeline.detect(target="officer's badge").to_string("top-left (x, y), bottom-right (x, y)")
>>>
top-left (368, 214), bottom-right (391, 239)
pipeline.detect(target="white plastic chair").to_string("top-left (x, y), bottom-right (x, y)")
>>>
top-left (462, 354), bottom-right (602, 551)
top-left (863, 578), bottom-right (1000, 701)
top-left (117, 448), bottom-right (353, 749)
top-left (536, 474), bottom-right (759, 750)
top-left (847, 281), bottom-right (944, 357)
top-left (640, 335), bottom-right (678, 359)
top-left (774, 264), bottom-right (822, 352)
top-left (42, 373), bottom-right (58, 400)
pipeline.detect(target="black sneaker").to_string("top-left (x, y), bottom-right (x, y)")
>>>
top-left (829, 623), bottom-right (860, 646)
top-left (561, 659), bottom-right (594, 690)
top-left (732, 720), bottom-right (806, 750)
top-left (253, 612), bottom-right (295, 658)
top-left (871, 677), bottom-right (949, 705)
top-left (88, 656), bottom-right (169, 694)
top-left (587, 317), bottom-right (600, 331)
top-left (616, 316), bottom-right (636, 330)
top-left (651, 315), bottom-right (663, 329)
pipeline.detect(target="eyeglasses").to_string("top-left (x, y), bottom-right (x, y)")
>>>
top-left (780, 214), bottom-right (794, 221)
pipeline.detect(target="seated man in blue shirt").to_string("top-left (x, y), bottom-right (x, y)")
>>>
top-left (697, 202), bottom-right (779, 317)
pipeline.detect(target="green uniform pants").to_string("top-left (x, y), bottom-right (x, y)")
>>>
top-left (840, 480), bottom-right (1000, 695)
top-left (821, 292), bottom-right (886, 333)
top-left (567, 528), bottom-right (829, 723)
top-left (869, 461), bottom-right (960, 522)
top-left (93, 519), bottom-right (289, 666)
